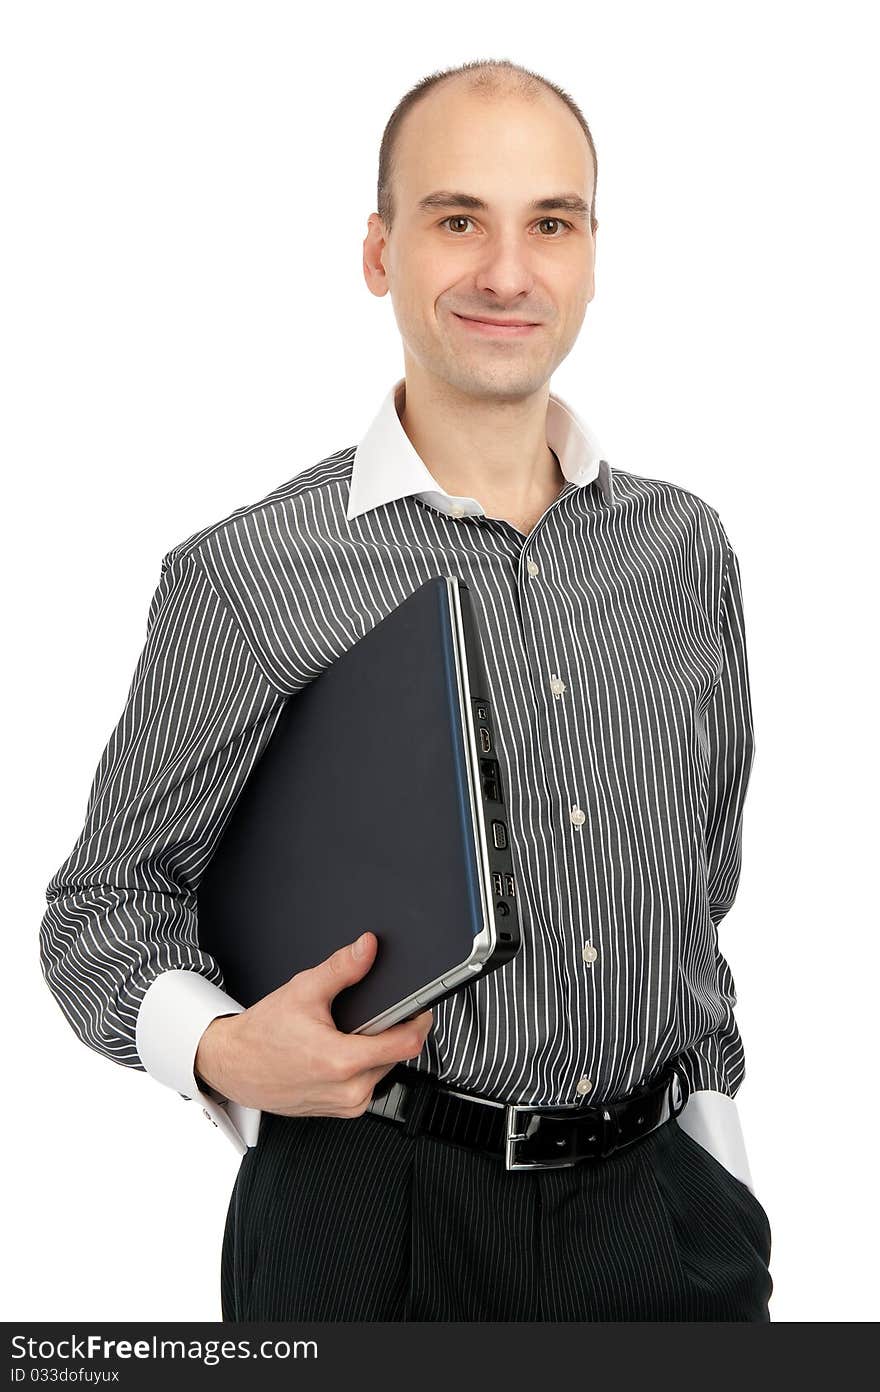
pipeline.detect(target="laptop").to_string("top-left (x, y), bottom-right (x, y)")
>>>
top-left (196, 574), bottom-right (522, 1035)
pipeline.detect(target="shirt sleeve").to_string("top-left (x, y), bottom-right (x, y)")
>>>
top-left (675, 537), bottom-right (757, 1103)
top-left (705, 541), bottom-right (756, 930)
top-left (39, 549), bottom-right (285, 1153)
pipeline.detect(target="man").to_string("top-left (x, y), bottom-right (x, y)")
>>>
top-left (40, 58), bottom-right (772, 1321)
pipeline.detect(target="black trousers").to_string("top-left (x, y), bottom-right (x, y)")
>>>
top-left (221, 1098), bottom-right (773, 1322)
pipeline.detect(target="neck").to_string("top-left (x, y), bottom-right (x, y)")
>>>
top-left (396, 366), bottom-right (564, 515)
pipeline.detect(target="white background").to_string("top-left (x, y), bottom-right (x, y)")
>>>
top-left (3, 0), bottom-right (877, 1323)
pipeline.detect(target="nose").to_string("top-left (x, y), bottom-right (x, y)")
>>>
top-left (472, 232), bottom-right (538, 304)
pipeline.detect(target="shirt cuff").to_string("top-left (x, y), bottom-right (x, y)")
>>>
top-left (677, 1088), bottom-right (755, 1192)
top-left (135, 968), bottom-right (262, 1155)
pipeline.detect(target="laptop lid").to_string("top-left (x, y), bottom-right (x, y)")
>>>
top-left (196, 575), bottom-right (520, 1033)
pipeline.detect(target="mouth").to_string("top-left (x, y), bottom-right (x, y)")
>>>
top-left (452, 312), bottom-right (541, 338)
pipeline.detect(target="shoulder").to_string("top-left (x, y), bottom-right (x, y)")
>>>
top-left (159, 446), bottom-right (356, 571)
top-left (610, 464), bottom-right (733, 553)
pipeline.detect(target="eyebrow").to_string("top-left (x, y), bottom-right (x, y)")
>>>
top-left (415, 190), bottom-right (591, 221)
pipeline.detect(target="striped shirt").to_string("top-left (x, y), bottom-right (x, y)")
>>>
top-left (40, 377), bottom-right (756, 1166)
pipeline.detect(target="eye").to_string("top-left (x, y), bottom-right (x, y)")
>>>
top-left (535, 217), bottom-right (573, 237)
top-left (439, 216), bottom-right (573, 237)
top-left (441, 216), bottom-right (477, 234)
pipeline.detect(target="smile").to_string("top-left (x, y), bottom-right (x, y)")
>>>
top-left (452, 313), bottom-right (541, 338)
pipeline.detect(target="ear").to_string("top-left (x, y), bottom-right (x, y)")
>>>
top-left (363, 214), bottom-right (391, 299)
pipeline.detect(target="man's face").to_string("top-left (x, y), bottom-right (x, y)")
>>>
top-left (366, 82), bottom-right (597, 401)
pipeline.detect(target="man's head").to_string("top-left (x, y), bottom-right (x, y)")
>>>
top-left (364, 60), bottom-right (599, 403)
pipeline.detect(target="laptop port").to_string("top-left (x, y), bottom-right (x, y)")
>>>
top-left (504, 874), bottom-right (515, 897)
top-left (476, 703), bottom-right (489, 720)
top-left (491, 820), bottom-right (508, 850)
top-left (480, 758), bottom-right (502, 802)
top-left (496, 901), bottom-right (510, 916)
top-left (479, 726), bottom-right (492, 753)
top-left (492, 871), bottom-right (503, 895)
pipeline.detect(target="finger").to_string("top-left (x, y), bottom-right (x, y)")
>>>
top-left (342, 1008), bottom-right (434, 1072)
top-left (294, 932), bottom-right (378, 1004)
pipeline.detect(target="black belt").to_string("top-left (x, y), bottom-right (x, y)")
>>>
top-left (365, 1059), bottom-right (686, 1171)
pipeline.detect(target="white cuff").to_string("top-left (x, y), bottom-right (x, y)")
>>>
top-left (135, 969), bottom-right (262, 1155)
top-left (677, 1088), bottom-right (755, 1192)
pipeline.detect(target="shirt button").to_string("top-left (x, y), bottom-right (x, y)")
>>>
top-left (576, 1076), bottom-right (593, 1096)
top-left (450, 503), bottom-right (465, 517)
top-left (549, 675), bottom-right (566, 697)
top-left (570, 806), bottom-right (586, 827)
top-left (526, 558), bottom-right (540, 576)
top-left (582, 942), bottom-right (598, 964)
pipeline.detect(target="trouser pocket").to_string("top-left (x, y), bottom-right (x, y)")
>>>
top-left (672, 1118), bottom-right (772, 1250)
top-left (645, 1116), bottom-right (773, 1320)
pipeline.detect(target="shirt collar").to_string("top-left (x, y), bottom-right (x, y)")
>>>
top-left (346, 376), bottom-right (615, 523)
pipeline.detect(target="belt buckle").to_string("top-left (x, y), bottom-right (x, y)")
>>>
top-left (504, 1068), bottom-right (683, 1170)
top-left (504, 1102), bottom-right (590, 1171)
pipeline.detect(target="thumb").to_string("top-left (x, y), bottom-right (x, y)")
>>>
top-left (300, 931), bottom-right (378, 1005)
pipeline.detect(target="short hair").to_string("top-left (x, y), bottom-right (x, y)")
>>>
top-left (377, 59), bottom-right (598, 235)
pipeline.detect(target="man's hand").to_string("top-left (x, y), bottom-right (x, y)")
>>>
top-left (194, 930), bottom-right (434, 1117)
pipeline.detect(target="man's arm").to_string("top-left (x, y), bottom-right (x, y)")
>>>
top-left (135, 969), bottom-right (260, 1153)
top-left (676, 536), bottom-right (758, 1190)
top-left (704, 542), bottom-right (756, 936)
top-left (39, 549), bottom-right (284, 1154)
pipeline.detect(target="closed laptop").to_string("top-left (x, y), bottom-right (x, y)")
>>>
top-left (197, 574), bottom-right (521, 1034)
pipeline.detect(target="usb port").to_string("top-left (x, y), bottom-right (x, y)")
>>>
top-left (476, 703), bottom-right (489, 720)
top-left (479, 726), bottom-right (492, 753)
top-left (492, 871), bottom-right (503, 895)
top-left (491, 820), bottom-right (508, 850)
top-left (504, 874), bottom-right (516, 898)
